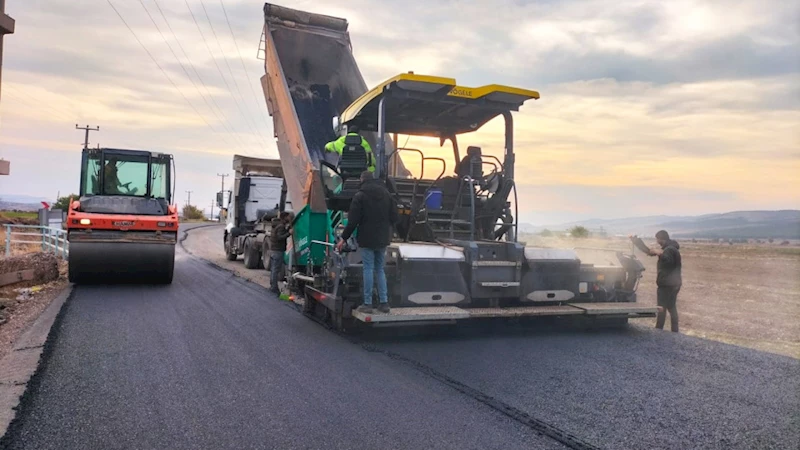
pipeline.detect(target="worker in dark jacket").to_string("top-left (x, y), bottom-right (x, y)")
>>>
top-left (269, 212), bottom-right (292, 294)
top-left (336, 171), bottom-right (399, 313)
top-left (647, 230), bottom-right (682, 332)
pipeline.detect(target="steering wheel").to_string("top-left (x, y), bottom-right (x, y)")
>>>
top-left (119, 182), bottom-right (138, 195)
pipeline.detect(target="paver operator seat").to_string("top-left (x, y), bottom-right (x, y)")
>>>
top-left (456, 146), bottom-right (485, 184)
top-left (338, 134), bottom-right (370, 178)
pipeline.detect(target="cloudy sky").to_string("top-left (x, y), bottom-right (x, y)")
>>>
top-left (0, 0), bottom-right (797, 225)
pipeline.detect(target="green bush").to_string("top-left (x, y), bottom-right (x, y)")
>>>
top-left (53, 194), bottom-right (78, 211)
top-left (182, 204), bottom-right (206, 220)
top-left (569, 226), bottom-right (589, 238)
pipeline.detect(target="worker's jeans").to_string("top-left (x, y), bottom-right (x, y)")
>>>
top-left (656, 286), bottom-right (680, 332)
top-left (269, 250), bottom-right (284, 292)
top-left (361, 247), bottom-right (388, 305)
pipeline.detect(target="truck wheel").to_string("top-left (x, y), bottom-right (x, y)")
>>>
top-left (243, 238), bottom-right (260, 269)
top-left (225, 234), bottom-right (237, 261)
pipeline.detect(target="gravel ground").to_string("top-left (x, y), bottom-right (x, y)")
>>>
top-left (3, 226), bottom-right (797, 450)
top-left (0, 254), bottom-right (68, 360)
top-left (181, 224), bottom-right (272, 289)
top-left (523, 235), bottom-right (800, 358)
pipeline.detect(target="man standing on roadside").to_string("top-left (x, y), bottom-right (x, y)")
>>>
top-left (269, 212), bottom-right (292, 294)
top-left (336, 171), bottom-right (398, 314)
top-left (639, 230), bottom-right (682, 332)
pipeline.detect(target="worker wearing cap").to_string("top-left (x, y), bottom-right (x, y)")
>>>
top-left (324, 124), bottom-right (376, 173)
top-left (632, 230), bottom-right (682, 332)
top-left (268, 212), bottom-right (292, 294)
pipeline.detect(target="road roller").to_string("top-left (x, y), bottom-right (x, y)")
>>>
top-left (65, 147), bottom-right (178, 284)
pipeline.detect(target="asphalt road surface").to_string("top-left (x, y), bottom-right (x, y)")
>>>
top-left (1, 225), bottom-right (797, 449)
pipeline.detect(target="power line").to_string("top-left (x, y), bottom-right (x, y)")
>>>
top-left (2, 86), bottom-right (75, 123)
top-left (186, 0), bottom-right (267, 151)
top-left (137, 0), bottom-right (249, 154)
top-left (218, 0), bottom-right (273, 140)
top-left (201, 0), bottom-right (270, 148)
top-left (3, 84), bottom-right (79, 121)
top-left (105, 0), bottom-right (232, 150)
top-left (151, 0), bottom-right (251, 154)
top-left (0, 91), bottom-right (69, 126)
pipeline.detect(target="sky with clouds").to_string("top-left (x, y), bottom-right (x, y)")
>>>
top-left (0, 0), bottom-right (797, 225)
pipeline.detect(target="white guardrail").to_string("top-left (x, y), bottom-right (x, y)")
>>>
top-left (3, 224), bottom-right (69, 259)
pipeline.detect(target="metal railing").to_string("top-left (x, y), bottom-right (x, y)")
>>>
top-left (3, 225), bottom-right (69, 259)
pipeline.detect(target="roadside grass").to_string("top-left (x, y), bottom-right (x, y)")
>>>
top-left (0, 211), bottom-right (37, 220)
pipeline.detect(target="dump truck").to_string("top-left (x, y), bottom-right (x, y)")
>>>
top-left (221, 154), bottom-right (290, 269)
top-left (260, 3), bottom-right (657, 331)
top-left (65, 147), bottom-right (178, 284)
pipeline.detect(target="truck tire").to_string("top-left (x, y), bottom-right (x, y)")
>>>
top-left (224, 234), bottom-right (237, 261)
top-left (243, 237), bottom-right (261, 269)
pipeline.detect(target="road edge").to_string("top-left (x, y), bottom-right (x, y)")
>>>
top-left (178, 225), bottom-right (300, 308)
top-left (0, 283), bottom-right (73, 440)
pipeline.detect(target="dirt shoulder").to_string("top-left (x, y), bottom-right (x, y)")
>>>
top-left (0, 255), bottom-right (69, 361)
top-left (524, 235), bottom-right (800, 359)
top-left (181, 225), bottom-right (272, 290)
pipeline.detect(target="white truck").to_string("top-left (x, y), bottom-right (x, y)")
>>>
top-left (219, 154), bottom-right (290, 269)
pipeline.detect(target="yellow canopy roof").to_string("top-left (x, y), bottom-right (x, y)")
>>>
top-left (339, 73), bottom-right (540, 136)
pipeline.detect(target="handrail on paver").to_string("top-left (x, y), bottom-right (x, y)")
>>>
top-left (3, 224), bottom-right (69, 259)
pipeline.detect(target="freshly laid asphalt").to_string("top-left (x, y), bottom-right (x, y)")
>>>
top-left (1, 225), bottom-right (797, 449)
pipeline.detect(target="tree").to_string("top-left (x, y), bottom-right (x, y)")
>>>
top-left (182, 204), bottom-right (205, 220)
top-left (539, 229), bottom-right (554, 237)
top-left (569, 226), bottom-right (589, 238)
top-left (53, 194), bottom-right (78, 211)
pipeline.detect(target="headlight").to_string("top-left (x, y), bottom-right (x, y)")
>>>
top-left (79, 219), bottom-right (91, 225)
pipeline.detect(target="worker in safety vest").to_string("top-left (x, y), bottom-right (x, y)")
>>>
top-left (324, 124), bottom-right (376, 172)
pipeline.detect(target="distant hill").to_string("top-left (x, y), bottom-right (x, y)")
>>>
top-left (0, 195), bottom-right (53, 212)
top-left (0, 201), bottom-right (42, 212)
top-left (0, 194), bottom-right (51, 204)
top-left (527, 210), bottom-right (800, 240)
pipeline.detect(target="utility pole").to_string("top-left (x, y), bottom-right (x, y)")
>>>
top-left (185, 190), bottom-right (193, 207)
top-left (0, 0), bottom-right (15, 104)
top-left (210, 199), bottom-right (215, 221)
top-left (217, 173), bottom-right (228, 195)
top-left (76, 124), bottom-right (99, 149)
top-left (0, 1), bottom-right (15, 175)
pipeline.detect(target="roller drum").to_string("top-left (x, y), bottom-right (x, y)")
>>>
top-left (68, 241), bottom-right (175, 284)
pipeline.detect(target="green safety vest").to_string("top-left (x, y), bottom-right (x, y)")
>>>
top-left (324, 133), bottom-right (376, 172)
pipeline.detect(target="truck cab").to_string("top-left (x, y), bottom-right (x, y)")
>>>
top-left (221, 155), bottom-right (289, 269)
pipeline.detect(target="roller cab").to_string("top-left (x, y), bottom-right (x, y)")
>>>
top-left (65, 148), bottom-right (178, 284)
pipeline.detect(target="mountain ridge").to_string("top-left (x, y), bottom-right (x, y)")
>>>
top-left (522, 210), bottom-right (800, 240)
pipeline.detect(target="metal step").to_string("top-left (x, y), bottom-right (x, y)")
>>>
top-left (472, 261), bottom-right (519, 267)
top-left (569, 302), bottom-right (658, 316)
top-left (351, 302), bottom-right (657, 324)
top-left (479, 281), bottom-right (520, 288)
top-left (428, 218), bottom-right (471, 226)
top-left (467, 305), bottom-right (584, 318)
top-left (352, 306), bottom-right (469, 323)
